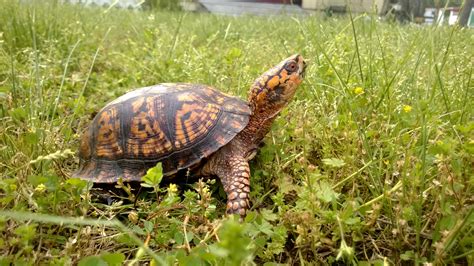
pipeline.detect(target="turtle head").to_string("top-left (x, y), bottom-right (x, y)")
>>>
top-left (249, 54), bottom-right (306, 113)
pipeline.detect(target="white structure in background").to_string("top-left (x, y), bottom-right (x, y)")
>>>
top-left (66, 0), bottom-right (143, 9)
top-left (181, 0), bottom-right (391, 15)
top-left (441, 8), bottom-right (460, 25)
top-left (470, 8), bottom-right (474, 27)
top-left (302, 0), bottom-right (388, 14)
top-left (424, 8), bottom-right (436, 24)
top-left (196, 0), bottom-right (305, 16)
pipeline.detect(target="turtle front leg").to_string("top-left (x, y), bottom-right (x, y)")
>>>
top-left (217, 156), bottom-right (251, 217)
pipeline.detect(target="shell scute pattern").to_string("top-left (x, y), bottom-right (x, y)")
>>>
top-left (94, 106), bottom-right (123, 159)
top-left (74, 83), bottom-right (251, 182)
top-left (125, 95), bottom-right (172, 158)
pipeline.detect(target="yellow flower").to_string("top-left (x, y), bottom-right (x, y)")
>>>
top-left (35, 184), bottom-right (46, 193)
top-left (353, 87), bottom-right (364, 95)
top-left (325, 69), bottom-right (334, 76)
top-left (168, 183), bottom-right (178, 194)
top-left (403, 105), bottom-right (412, 113)
top-left (128, 211), bottom-right (139, 224)
top-left (202, 186), bottom-right (210, 195)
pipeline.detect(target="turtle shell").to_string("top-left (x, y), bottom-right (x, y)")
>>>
top-left (74, 83), bottom-right (251, 183)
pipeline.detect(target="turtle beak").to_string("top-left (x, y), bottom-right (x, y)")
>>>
top-left (300, 59), bottom-right (307, 78)
top-left (293, 54), bottom-right (307, 79)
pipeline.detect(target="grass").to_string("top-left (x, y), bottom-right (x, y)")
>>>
top-left (0, 0), bottom-right (473, 264)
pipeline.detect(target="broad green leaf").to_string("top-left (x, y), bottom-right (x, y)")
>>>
top-left (78, 256), bottom-right (107, 266)
top-left (400, 250), bottom-right (415, 261)
top-left (141, 163), bottom-right (163, 186)
top-left (316, 181), bottom-right (339, 203)
top-left (100, 253), bottom-right (125, 266)
top-left (10, 107), bottom-right (27, 121)
top-left (261, 208), bottom-right (278, 222)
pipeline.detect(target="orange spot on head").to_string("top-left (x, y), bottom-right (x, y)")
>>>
top-left (267, 76), bottom-right (280, 90)
top-left (279, 69), bottom-right (288, 83)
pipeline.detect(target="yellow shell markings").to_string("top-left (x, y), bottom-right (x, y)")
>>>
top-left (176, 93), bottom-right (195, 102)
top-left (95, 106), bottom-right (123, 158)
top-left (173, 101), bottom-right (220, 149)
top-left (203, 86), bottom-right (229, 104)
top-left (184, 105), bottom-right (219, 143)
top-left (214, 114), bottom-right (231, 146)
top-left (126, 96), bottom-right (172, 158)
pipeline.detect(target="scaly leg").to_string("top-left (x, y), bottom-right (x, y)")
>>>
top-left (216, 156), bottom-right (251, 217)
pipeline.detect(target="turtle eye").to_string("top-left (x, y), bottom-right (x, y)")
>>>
top-left (285, 61), bottom-right (298, 72)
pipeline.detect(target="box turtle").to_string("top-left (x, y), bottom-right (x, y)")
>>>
top-left (74, 54), bottom-right (306, 217)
